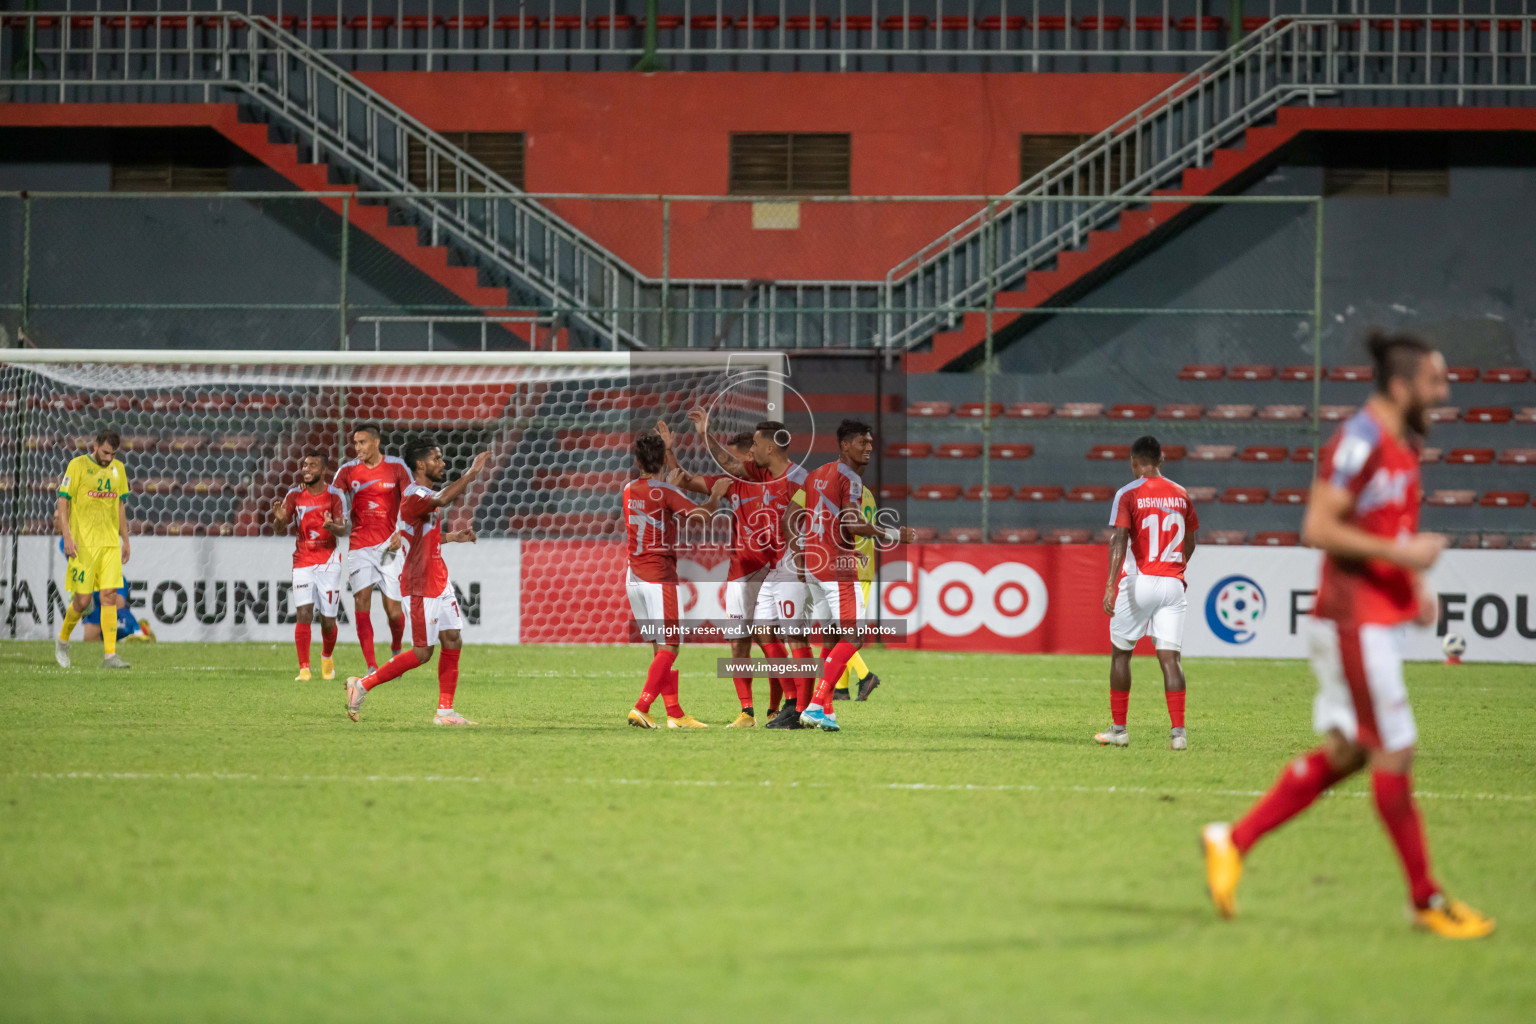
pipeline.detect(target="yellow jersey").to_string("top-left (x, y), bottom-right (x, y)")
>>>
top-left (59, 454), bottom-right (128, 549)
top-left (854, 485), bottom-right (877, 583)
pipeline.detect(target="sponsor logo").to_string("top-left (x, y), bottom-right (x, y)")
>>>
top-left (86, 489), bottom-right (116, 499)
top-left (1205, 574), bottom-right (1267, 644)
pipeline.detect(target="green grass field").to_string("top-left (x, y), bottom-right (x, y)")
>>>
top-left (1, 641), bottom-right (1532, 1023)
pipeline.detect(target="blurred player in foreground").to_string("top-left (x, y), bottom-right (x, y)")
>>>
top-left (1096, 435), bottom-right (1197, 750)
top-left (333, 424), bottom-right (412, 673)
top-left (54, 429), bottom-right (132, 670)
top-left (1201, 330), bottom-right (1494, 938)
top-left (624, 430), bottom-right (729, 729)
top-left (272, 451), bottom-right (348, 682)
top-left (347, 441), bottom-right (489, 726)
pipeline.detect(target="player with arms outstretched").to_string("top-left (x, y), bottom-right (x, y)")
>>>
top-left (54, 429), bottom-right (132, 670)
top-left (624, 430), bottom-right (729, 729)
top-left (333, 424), bottom-right (413, 673)
top-left (272, 451), bottom-right (349, 682)
top-left (1201, 331), bottom-right (1494, 939)
top-left (346, 440), bottom-right (489, 726)
top-left (1095, 435), bottom-right (1198, 750)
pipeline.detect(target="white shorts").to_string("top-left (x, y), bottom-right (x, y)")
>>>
top-left (1308, 617), bottom-right (1418, 753)
top-left (626, 569), bottom-right (680, 631)
top-left (754, 570), bottom-right (809, 632)
top-left (1109, 574), bottom-right (1187, 651)
top-left (806, 574), bottom-right (867, 629)
top-left (404, 581), bottom-right (463, 649)
top-left (292, 560), bottom-right (343, 618)
top-left (348, 540), bottom-right (403, 602)
top-left (724, 565), bottom-right (770, 622)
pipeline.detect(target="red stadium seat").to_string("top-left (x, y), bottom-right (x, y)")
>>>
top-left (1319, 405), bottom-right (1357, 422)
top-left (992, 527), bottom-right (1040, 543)
top-left (506, 513), bottom-right (618, 537)
top-left (90, 394), bottom-right (135, 412)
top-left (1187, 486), bottom-right (1218, 503)
top-left (885, 442), bottom-right (932, 458)
top-left (1202, 530), bottom-right (1248, 545)
top-left (935, 442), bottom-right (983, 459)
top-left (1426, 406), bottom-right (1460, 424)
top-left (1056, 402), bottom-right (1103, 419)
top-left (1513, 535), bottom-right (1536, 550)
top-left (168, 435), bottom-right (208, 453)
top-left (1446, 448), bottom-right (1495, 465)
top-left (879, 484), bottom-right (911, 501)
top-left (1066, 485), bottom-right (1114, 502)
top-left (990, 443), bottom-right (1034, 459)
top-left (965, 485), bottom-right (1014, 501)
top-left (1035, 16), bottom-right (1068, 31)
top-left (1425, 490), bottom-right (1476, 507)
top-left (1481, 491), bottom-right (1530, 508)
top-left (347, 15), bottom-right (396, 29)
top-left (216, 433), bottom-right (260, 453)
top-left (834, 16), bottom-right (874, 31)
top-left (1017, 485), bottom-right (1064, 502)
top-left (1209, 404), bottom-right (1255, 420)
top-left (906, 401), bottom-right (952, 418)
top-left (1106, 403), bottom-right (1154, 420)
top-left (1292, 446), bottom-right (1315, 462)
top-left (1157, 404), bottom-right (1204, 420)
top-left (735, 15), bottom-right (779, 30)
top-left (1161, 444), bottom-right (1187, 461)
top-left (1518, 408), bottom-right (1536, 424)
top-left (1135, 16), bottom-right (1171, 31)
top-left (1279, 365), bottom-right (1316, 381)
top-left (1178, 364), bottom-right (1224, 381)
top-left (1252, 531), bottom-right (1300, 547)
top-left (556, 430), bottom-right (629, 451)
top-left (1445, 366), bottom-right (1479, 382)
top-left (955, 402), bottom-right (1004, 419)
top-left (913, 484), bottom-right (962, 500)
top-left (785, 15), bottom-right (831, 30)
top-left (1273, 488), bottom-right (1309, 504)
top-left (1005, 402), bottom-right (1053, 419)
top-left (881, 15), bottom-right (929, 31)
top-left (1482, 367), bottom-right (1531, 383)
top-left (1464, 407), bottom-right (1513, 424)
top-left (235, 393), bottom-right (289, 412)
top-left (979, 16), bottom-right (1029, 31)
top-left (941, 526), bottom-right (986, 543)
top-left (1478, 534), bottom-right (1511, 549)
top-left (531, 471), bottom-right (628, 492)
top-left (587, 388), bottom-right (661, 412)
top-left (689, 15), bottom-right (728, 29)
top-left (1258, 404), bottom-right (1307, 421)
top-left (1498, 448), bottom-right (1536, 465)
top-left (441, 16), bottom-right (489, 30)
top-left (495, 15), bottom-right (541, 29)
top-left (1044, 528), bottom-right (1092, 544)
top-left (1178, 16), bottom-right (1226, 31)
top-left (1191, 445), bottom-right (1235, 462)
top-left (1421, 447), bottom-right (1443, 464)
top-left (1229, 365), bottom-right (1275, 381)
top-left (1453, 533), bottom-right (1483, 549)
top-left (1328, 365), bottom-right (1372, 382)
top-left (1220, 487), bottom-right (1269, 504)
top-left (1087, 444), bottom-right (1131, 461)
top-left (1239, 446), bottom-right (1289, 462)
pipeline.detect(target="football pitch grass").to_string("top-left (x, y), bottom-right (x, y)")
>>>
top-left (1, 641), bottom-right (1531, 1023)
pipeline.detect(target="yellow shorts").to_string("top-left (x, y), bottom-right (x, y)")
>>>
top-left (67, 544), bottom-right (123, 595)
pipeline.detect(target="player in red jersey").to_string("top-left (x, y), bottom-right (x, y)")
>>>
top-left (790, 419), bottom-right (915, 732)
top-left (346, 439), bottom-right (489, 726)
top-left (332, 424), bottom-right (413, 672)
top-left (1095, 435), bottom-right (1199, 750)
top-left (1202, 331), bottom-right (1494, 939)
top-left (271, 451), bottom-right (349, 682)
top-left (624, 430), bottom-right (729, 729)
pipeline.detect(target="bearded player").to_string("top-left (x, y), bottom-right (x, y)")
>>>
top-left (347, 440), bottom-right (489, 725)
top-left (624, 431), bottom-right (729, 729)
top-left (333, 424), bottom-right (412, 672)
top-left (1095, 435), bottom-right (1197, 750)
top-left (54, 428), bottom-right (132, 670)
top-left (1201, 330), bottom-right (1494, 939)
top-left (271, 451), bottom-right (349, 682)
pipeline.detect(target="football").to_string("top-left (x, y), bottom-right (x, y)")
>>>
top-left (1442, 634), bottom-right (1468, 659)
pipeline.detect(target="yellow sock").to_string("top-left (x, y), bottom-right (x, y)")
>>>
top-left (847, 650), bottom-right (869, 680)
top-left (101, 605), bottom-right (117, 656)
top-left (59, 604), bottom-right (83, 642)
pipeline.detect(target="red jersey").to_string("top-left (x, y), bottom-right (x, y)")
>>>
top-left (1109, 475), bottom-right (1199, 583)
top-left (795, 461), bottom-right (864, 582)
top-left (283, 484), bottom-right (346, 568)
top-left (332, 455), bottom-right (413, 549)
top-left (623, 477), bottom-right (700, 583)
top-left (1314, 408), bottom-right (1423, 626)
top-left (397, 483), bottom-right (449, 597)
top-left (703, 461), bottom-right (807, 580)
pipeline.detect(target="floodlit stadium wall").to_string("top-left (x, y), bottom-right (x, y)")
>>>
top-left (5, 539), bottom-right (1532, 662)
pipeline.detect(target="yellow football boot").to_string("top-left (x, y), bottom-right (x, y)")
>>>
top-left (628, 709), bottom-right (658, 729)
top-left (294, 667), bottom-right (312, 682)
top-left (1413, 896), bottom-right (1495, 939)
top-left (725, 711), bottom-right (756, 728)
top-left (1201, 822), bottom-right (1243, 919)
top-left (667, 714), bottom-right (709, 729)
top-left (320, 657), bottom-right (336, 681)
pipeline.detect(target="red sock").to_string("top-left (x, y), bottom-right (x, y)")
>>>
top-left (1372, 770), bottom-right (1441, 909)
top-left (388, 615), bottom-right (405, 656)
top-left (812, 642), bottom-right (856, 711)
top-left (768, 679), bottom-right (783, 711)
top-left (733, 676), bottom-right (754, 710)
top-left (294, 622), bottom-right (311, 669)
top-left (363, 648), bottom-right (421, 690)
top-left (792, 646), bottom-right (813, 711)
top-left (438, 647), bottom-right (461, 711)
top-left (356, 614), bottom-right (377, 671)
top-left (663, 668), bottom-right (683, 718)
top-left (1110, 689), bottom-right (1129, 727)
top-left (320, 623), bottom-right (337, 658)
top-left (1231, 749), bottom-right (1344, 854)
top-left (761, 640), bottom-right (788, 710)
top-left (1165, 689), bottom-right (1185, 729)
top-left (636, 649), bottom-right (675, 713)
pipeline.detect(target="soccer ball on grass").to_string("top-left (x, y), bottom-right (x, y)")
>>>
top-left (1442, 634), bottom-right (1467, 664)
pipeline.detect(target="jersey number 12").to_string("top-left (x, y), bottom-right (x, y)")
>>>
top-left (1140, 511), bottom-right (1187, 563)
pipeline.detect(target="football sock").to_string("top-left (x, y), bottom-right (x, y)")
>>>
top-left (388, 615), bottom-right (405, 656)
top-left (1110, 689), bottom-right (1129, 728)
top-left (294, 622), bottom-right (312, 668)
top-left (1231, 748), bottom-right (1344, 855)
top-left (847, 650), bottom-right (870, 680)
top-left (362, 649), bottom-right (420, 691)
top-left (356, 614), bottom-right (377, 671)
top-left (733, 676), bottom-right (754, 710)
top-left (59, 604), bottom-right (83, 642)
top-left (812, 641), bottom-right (856, 711)
top-left (100, 605), bottom-right (118, 656)
top-left (791, 645), bottom-right (813, 711)
top-left (437, 647), bottom-right (461, 711)
top-left (662, 668), bottom-right (683, 718)
top-left (760, 640), bottom-right (789, 710)
top-left (1165, 689), bottom-right (1186, 729)
top-left (767, 681), bottom-right (782, 711)
top-left (320, 623), bottom-right (337, 658)
top-left (636, 649), bottom-right (675, 714)
top-left (1372, 769), bottom-right (1441, 909)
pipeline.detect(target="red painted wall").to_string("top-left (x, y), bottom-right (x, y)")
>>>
top-left (359, 72), bottom-right (1180, 280)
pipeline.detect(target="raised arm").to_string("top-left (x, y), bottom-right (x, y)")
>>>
top-left (1103, 527), bottom-right (1130, 615)
top-left (687, 407), bottom-right (746, 478)
top-left (683, 475), bottom-right (733, 523)
top-left (430, 451), bottom-right (494, 509)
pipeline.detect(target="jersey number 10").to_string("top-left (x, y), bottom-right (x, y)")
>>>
top-left (1141, 511), bottom-right (1187, 563)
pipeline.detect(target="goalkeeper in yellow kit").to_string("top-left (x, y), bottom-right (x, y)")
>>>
top-left (54, 429), bottom-right (132, 670)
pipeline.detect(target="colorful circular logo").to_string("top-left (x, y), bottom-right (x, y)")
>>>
top-left (1205, 575), bottom-right (1266, 644)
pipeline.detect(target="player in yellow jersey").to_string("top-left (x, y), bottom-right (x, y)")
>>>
top-left (834, 483), bottom-right (882, 701)
top-left (54, 429), bottom-right (132, 670)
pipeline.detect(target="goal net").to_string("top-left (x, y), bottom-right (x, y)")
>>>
top-left (0, 350), bottom-right (784, 642)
